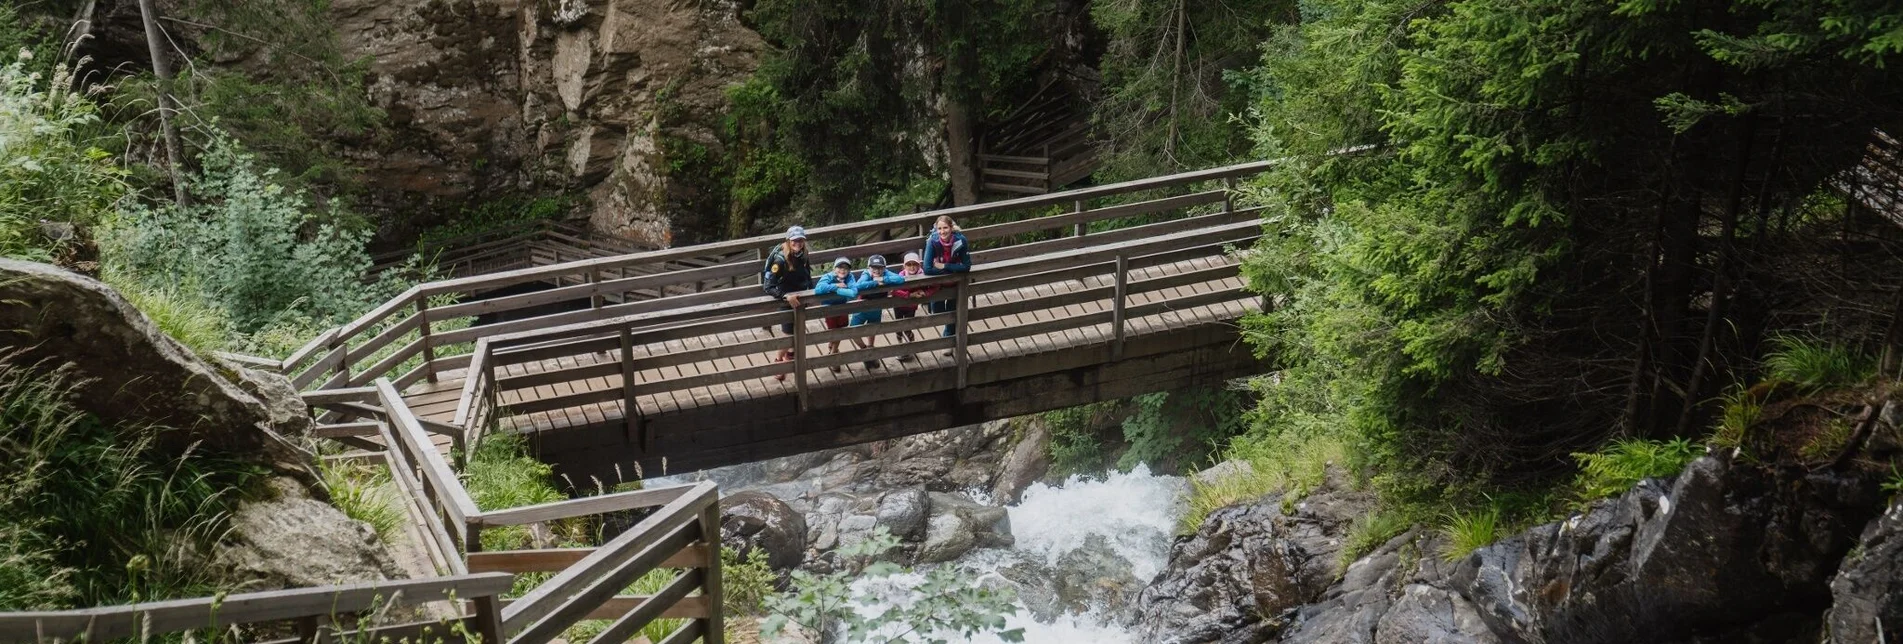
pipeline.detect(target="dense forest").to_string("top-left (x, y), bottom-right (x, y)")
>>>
top-left (3, 0), bottom-right (1903, 618)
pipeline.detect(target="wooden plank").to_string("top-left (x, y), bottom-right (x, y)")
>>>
top-left (300, 386), bottom-right (378, 405)
top-left (502, 483), bottom-right (715, 637)
top-left (350, 338), bottom-right (424, 387)
top-left (468, 545), bottom-right (711, 573)
top-left (473, 483), bottom-right (699, 527)
top-left (374, 380), bottom-right (479, 530)
top-left (379, 424), bottom-right (469, 576)
top-left (313, 422), bottom-right (382, 438)
top-left (345, 312), bottom-right (422, 364)
top-left (584, 572), bottom-right (706, 644)
top-left (0, 574), bottom-right (512, 643)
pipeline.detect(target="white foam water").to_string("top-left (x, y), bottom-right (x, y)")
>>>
top-left (847, 465), bottom-right (1189, 643)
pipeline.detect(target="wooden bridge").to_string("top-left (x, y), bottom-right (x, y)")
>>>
top-left (273, 161), bottom-right (1275, 485)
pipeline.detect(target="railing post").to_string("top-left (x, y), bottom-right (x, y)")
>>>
top-left (699, 498), bottom-right (726, 644)
top-left (589, 268), bottom-right (604, 309)
top-left (1222, 177), bottom-right (1235, 213)
top-left (793, 305), bottom-right (810, 412)
top-left (620, 327), bottom-right (645, 450)
top-left (955, 276), bottom-right (971, 389)
top-left (333, 335), bottom-right (350, 389)
top-left (1112, 255), bottom-right (1129, 361)
top-left (417, 295), bottom-right (438, 383)
top-left (1073, 199), bottom-right (1086, 237)
top-left (295, 616), bottom-right (324, 644)
top-left (471, 591), bottom-right (505, 644)
top-left (466, 522), bottom-right (484, 556)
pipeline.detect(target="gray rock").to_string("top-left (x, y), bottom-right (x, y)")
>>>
top-left (1052, 534), bottom-right (1143, 620)
top-left (0, 259), bottom-right (310, 470)
top-left (212, 477), bottom-right (404, 590)
top-left (1134, 467), bottom-right (1372, 642)
top-left (919, 513), bottom-right (978, 564)
top-left (875, 487), bottom-right (930, 541)
top-left (720, 490), bottom-right (808, 571)
top-left (1826, 503), bottom-right (1903, 643)
top-left (216, 357), bottom-right (315, 441)
top-left (991, 422), bottom-right (1052, 505)
top-left (1373, 585), bottom-right (1500, 644)
top-left (1192, 459), bottom-right (1254, 489)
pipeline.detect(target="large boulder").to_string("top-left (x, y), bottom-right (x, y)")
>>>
top-left (991, 421), bottom-right (1052, 505)
top-left (720, 490), bottom-right (809, 571)
top-left (1134, 467), bottom-right (1372, 642)
top-left (1826, 502), bottom-right (1903, 643)
top-left (874, 487), bottom-right (930, 541)
top-left (916, 492), bottom-right (1014, 563)
top-left (211, 477), bottom-right (405, 590)
top-left (0, 260), bottom-right (309, 470)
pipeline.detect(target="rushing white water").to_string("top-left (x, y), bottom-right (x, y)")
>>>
top-left (848, 465), bottom-right (1189, 643)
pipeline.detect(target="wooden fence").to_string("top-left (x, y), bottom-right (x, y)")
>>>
top-left (300, 381), bottom-right (725, 644)
top-left (0, 573), bottom-right (512, 644)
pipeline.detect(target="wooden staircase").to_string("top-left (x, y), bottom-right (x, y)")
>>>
top-left (979, 82), bottom-right (1100, 197)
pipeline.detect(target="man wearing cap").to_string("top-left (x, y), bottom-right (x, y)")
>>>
top-left (889, 252), bottom-right (934, 362)
top-left (849, 255), bottom-right (905, 369)
top-left (762, 225), bottom-right (812, 378)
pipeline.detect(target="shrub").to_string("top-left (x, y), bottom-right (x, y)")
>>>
top-left (1763, 335), bottom-right (1876, 391)
top-left (1439, 506), bottom-right (1501, 563)
top-left (1571, 438), bottom-right (1701, 504)
top-left (1041, 401), bottom-right (1124, 477)
top-left (0, 42), bottom-right (127, 262)
top-left (1709, 384), bottom-right (1764, 452)
top-left (100, 131), bottom-right (383, 333)
top-left (1117, 386), bottom-right (1250, 473)
top-left (722, 547), bottom-right (778, 617)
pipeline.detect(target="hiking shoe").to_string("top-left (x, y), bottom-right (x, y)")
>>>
top-left (830, 364), bottom-right (842, 374)
top-left (898, 354), bottom-right (917, 363)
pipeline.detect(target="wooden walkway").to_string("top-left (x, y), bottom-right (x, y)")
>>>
top-left (268, 159), bottom-right (1289, 478)
top-left (396, 254), bottom-right (1246, 434)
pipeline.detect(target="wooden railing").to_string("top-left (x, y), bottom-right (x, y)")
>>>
top-left (0, 573), bottom-right (513, 644)
top-left (301, 382), bottom-right (725, 644)
top-left (252, 159), bottom-right (1280, 396)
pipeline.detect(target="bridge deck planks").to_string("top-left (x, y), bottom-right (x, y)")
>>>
top-left (402, 254), bottom-right (1252, 436)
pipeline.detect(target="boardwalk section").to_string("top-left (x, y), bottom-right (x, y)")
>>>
top-left (271, 160), bottom-right (1281, 481)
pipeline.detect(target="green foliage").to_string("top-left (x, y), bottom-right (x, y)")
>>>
top-left (320, 459), bottom-right (405, 545)
top-left (560, 568), bottom-right (690, 643)
top-left (1763, 335), bottom-right (1877, 392)
top-left (1570, 438), bottom-right (1701, 504)
top-left (1180, 428), bottom-right (1347, 533)
top-left (1439, 506), bottom-right (1501, 563)
top-left (101, 131), bottom-right (389, 333)
top-left (0, 41), bottom-right (127, 261)
top-left (1883, 464), bottom-right (1903, 501)
top-left (1117, 386), bottom-right (1249, 473)
top-left (762, 527), bottom-right (1023, 643)
top-left (1090, 0), bottom-right (1293, 180)
top-left (0, 355), bottom-right (260, 609)
top-left (1041, 401), bottom-right (1125, 477)
top-left (1799, 417), bottom-right (1856, 463)
top-left (722, 547), bottom-right (778, 617)
top-left (462, 433), bottom-right (566, 551)
top-left (1709, 385), bottom-right (1766, 452)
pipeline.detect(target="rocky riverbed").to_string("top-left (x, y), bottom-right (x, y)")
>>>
top-left (683, 418), bottom-right (1903, 643)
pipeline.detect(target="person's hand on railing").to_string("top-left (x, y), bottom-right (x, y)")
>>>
top-left (785, 293), bottom-right (801, 307)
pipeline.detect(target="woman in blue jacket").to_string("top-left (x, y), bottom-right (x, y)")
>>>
top-left (921, 215), bottom-right (970, 350)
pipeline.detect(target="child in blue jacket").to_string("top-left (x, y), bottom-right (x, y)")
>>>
top-left (849, 255), bottom-right (906, 370)
top-left (813, 257), bottom-right (859, 372)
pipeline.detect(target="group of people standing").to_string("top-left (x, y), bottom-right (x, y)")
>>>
top-left (760, 215), bottom-right (971, 379)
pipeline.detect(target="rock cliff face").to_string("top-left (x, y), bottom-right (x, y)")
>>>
top-left (331, 0), bottom-right (762, 245)
top-left (1137, 454), bottom-right (1900, 644)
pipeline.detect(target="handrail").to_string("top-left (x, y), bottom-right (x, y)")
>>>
top-left (0, 573), bottom-right (512, 644)
top-left (278, 159), bottom-right (1286, 391)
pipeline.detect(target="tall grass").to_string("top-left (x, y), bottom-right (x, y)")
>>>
top-left (0, 354), bottom-right (261, 609)
top-left (319, 459), bottom-right (405, 544)
top-left (462, 433), bottom-right (566, 551)
top-left (1571, 438), bottom-right (1701, 504)
top-left (107, 274), bottom-right (233, 356)
top-left (1439, 506), bottom-right (1501, 563)
top-left (1763, 334), bottom-right (1876, 391)
top-left (1179, 431), bottom-right (1347, 534)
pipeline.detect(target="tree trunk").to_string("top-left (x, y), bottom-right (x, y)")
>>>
top-left (945, 95), bottom-right (978, 206)
top-left (137, 0), bottom-right (189, 207)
